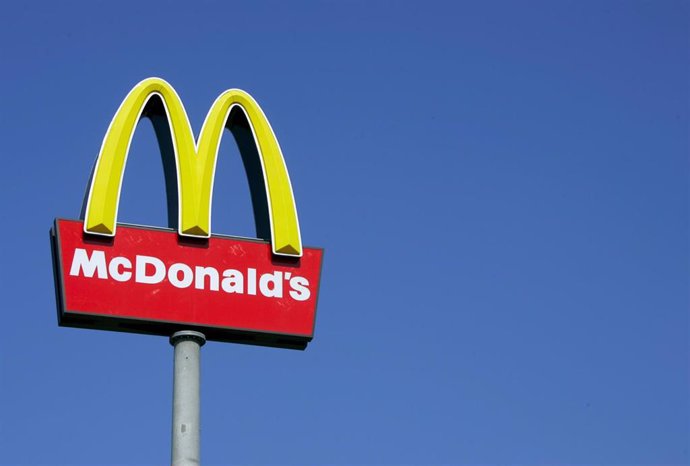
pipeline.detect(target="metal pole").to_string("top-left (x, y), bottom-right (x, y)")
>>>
top-left (170, 330), bottom-right (206, 466)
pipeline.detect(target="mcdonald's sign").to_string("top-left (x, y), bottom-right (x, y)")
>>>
top-left (51, 78), bottom-right (323, 349)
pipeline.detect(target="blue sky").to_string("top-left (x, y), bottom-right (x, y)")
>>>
top-left (0, 1), bottom-right (687, 464)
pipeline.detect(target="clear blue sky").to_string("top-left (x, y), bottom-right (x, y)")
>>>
top-left (0, 1), bottom-right (687, 464)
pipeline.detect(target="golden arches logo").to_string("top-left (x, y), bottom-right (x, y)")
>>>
top-left (83, 77), bottom-right (302, 257)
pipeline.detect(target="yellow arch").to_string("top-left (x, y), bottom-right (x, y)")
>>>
top-left (83, 77), bottom-right (302, 257)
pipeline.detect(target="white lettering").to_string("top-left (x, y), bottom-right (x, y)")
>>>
top-left (259, 271), bottom-right (283, 298)
top-left (135, 255), bottom-right (166, 284)
top-left (289, 277), bottom-right (311, 301)
top-left (70, 249), bottom-right (312, 302)
top-left (168, 263), bottom-right (193, 288)
top-left (247, 268), bottom-right (257, 295)
top-left (221, 269), bottom-right (244, 293)
top-left (108, 256), bottom-right (132, 282)
top-left (195, 266), bottom-right (219, 291)
top-left (70, 248), bottom-right (107, 279)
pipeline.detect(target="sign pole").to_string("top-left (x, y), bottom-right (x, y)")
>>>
top-left (170, 330), bottom-right (206, 466)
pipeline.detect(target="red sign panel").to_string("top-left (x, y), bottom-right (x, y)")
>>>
top-left (51, 219), bottom-right (323, 349)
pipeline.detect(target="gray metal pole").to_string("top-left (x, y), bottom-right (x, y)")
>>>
top-left (170, 330), bottom-right (206, 466)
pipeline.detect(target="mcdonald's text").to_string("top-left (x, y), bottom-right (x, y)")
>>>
top-left (69, 249), bottom-right (312, 301)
